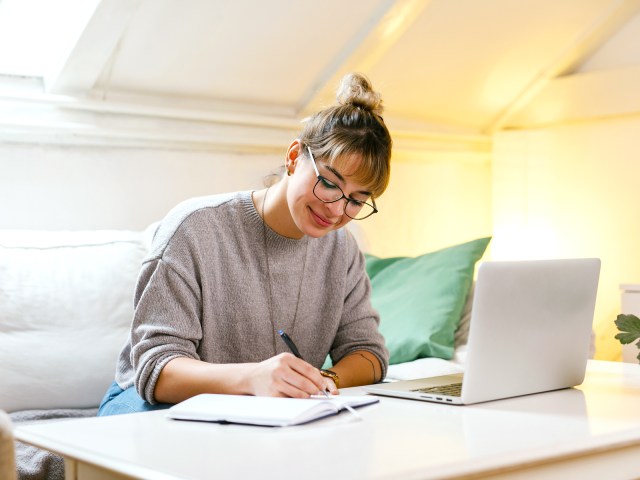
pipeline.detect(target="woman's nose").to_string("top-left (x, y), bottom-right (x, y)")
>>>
top-left (326, 198), bottom-right (346, 217)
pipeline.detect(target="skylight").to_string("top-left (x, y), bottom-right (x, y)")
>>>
top-left (0, 0), bottom-right (100, 78)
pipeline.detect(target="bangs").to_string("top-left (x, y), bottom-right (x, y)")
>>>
top-left (300, 103), bottom-right (392, 199)
top-left (327, 152), bottom-right (389, 199)
top-left (310, 134), bottom-right (391, 199)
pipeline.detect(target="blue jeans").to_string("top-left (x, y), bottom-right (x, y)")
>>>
top-left (97, 381), bottom-right (173, 416)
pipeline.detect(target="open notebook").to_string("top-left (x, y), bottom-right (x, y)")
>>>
top-left (167, 394), bottom-right (379, 427)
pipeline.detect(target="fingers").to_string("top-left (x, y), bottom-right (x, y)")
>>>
top-left (251, 353), bottom-right (327, 398)
top-left (277, 353), bottom-right (326, 396)
top-left (323, 378), bottom-right (339, 396)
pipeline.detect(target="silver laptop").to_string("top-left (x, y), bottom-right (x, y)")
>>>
top-left (363, 258), bottom-right (601, 405)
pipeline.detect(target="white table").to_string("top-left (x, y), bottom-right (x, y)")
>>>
top-left (14, 360), bottom-right (640, 480)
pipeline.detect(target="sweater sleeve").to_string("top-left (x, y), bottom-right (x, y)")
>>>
top-left (129, 256), bottom-right (203, 404)
top-left (329, 233), bottom-right (389, 379)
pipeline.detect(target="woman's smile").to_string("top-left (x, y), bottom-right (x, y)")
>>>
top-left (309, 205), bottom-right (335, 228)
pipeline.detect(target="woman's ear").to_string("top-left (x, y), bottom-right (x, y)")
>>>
top-left (285, 139), bottom-right (302, 175)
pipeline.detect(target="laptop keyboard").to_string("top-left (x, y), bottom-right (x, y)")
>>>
top-left (411, 383), bottom-right (462, 397)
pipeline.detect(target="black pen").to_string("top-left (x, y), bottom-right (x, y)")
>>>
top-left (278, 329), bottom-right (303, 358)
top-left (278, 329), bottom-right (332, 398)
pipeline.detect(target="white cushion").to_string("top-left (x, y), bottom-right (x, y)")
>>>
top-left (0, 228), bottom-right (152, 412)
top-left (386, 354), bottom-right (465, 381)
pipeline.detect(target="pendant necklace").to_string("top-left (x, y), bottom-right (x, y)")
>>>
top-left (260, 187), bottom-right (310, 356)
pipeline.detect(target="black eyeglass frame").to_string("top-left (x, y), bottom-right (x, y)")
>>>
top-left (306, 147), bottom-right (378, 220)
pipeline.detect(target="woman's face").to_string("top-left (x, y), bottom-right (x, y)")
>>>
top-left (286, 142), bottom-right (372, 239)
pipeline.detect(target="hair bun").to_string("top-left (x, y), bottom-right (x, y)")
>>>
top-left (336, 72), bottom-right (384, 116)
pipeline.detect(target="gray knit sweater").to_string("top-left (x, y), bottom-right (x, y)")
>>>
top-left (115, 191), bottom-right (388, 403)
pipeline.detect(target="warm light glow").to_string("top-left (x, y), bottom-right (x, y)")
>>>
top-left (361, 152), bottom-right (492, 258)
top-left (493, 118), bottom-right (640, 362)
top-left (381, 3), bottom-right (413, 40)
top-left (491, 222), bottom-right (559, 260)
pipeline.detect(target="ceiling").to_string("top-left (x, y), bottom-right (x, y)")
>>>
top-left (2, 0), bottom-right (640, 152)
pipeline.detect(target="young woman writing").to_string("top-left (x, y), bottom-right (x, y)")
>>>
top-left (98, 72), bottom-right (393, 415)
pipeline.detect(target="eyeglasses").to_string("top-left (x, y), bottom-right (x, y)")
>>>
top-left (306, 147), bottom-right (378, 220)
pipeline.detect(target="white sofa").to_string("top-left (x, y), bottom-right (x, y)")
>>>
top-left (0, 225), bottom-right (159, 414)
top-left (0, 224), bottom-right (473, 416)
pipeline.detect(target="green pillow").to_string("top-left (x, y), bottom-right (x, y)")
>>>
top-left (366, 237), bottom-right (491, 364)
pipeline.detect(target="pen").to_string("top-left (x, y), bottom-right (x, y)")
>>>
top-left (278, 329), bottom-right (332, 398)
top-left (278, 329), bottom-right (302, 359)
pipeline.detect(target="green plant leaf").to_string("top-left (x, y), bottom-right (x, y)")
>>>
top-left (614, 314), bottom-right (640, 345)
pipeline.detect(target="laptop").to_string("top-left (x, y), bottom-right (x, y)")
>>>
top-left (363, 258), bottom-right (601, 405)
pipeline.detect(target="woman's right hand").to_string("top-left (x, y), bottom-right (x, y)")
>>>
top-left (245, 353), bottom-right (328, 398)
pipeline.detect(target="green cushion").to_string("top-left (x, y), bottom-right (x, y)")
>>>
top-left (367, 237), bottom-right (491, 364)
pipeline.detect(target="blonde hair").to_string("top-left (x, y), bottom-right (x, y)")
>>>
top-left (299, 73), bottom-right (392, 199)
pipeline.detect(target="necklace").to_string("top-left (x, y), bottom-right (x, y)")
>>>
top-left (260, 187), bottom-right (310, 356)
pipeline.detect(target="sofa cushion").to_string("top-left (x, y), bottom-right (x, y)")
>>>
top-left (365, 237), bottom-right (490, 365)
top-left (0, 227), bottom-right (153, 412)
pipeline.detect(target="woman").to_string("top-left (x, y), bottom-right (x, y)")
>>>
top-left (98, 72), bottom-right (392, 415)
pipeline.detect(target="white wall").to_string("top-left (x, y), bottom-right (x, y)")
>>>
top-left (0, 142), bottom-right (494, 261)
top-left (493, 115), bottom-right (640, 360)
top-left (361, 152), bottom-right (493, 258)
top-left (0, 143), bottom-right (281, 230)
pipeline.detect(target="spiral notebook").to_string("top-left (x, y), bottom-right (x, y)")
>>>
top-left (167, 393), bottom-right (379, 427)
